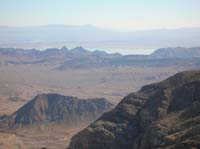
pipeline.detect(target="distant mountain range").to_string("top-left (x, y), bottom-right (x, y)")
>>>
top-left (0, 25), bottom-right (200, 51)
top-left (0, 94), bottom-right (112, 129)
top-left (0, 46), bottom-right (200, 69)
top-left (0, 46), bottom-right (120, 58)
top-left (68, 70), bottom-right (200, 149)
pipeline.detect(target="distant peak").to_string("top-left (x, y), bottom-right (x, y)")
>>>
top-left (71, 46), bottom-right (89, 53)
top-left (93, 50), bottom-right (107, 54)
top-left (61, 46), bottom-right (68, 50)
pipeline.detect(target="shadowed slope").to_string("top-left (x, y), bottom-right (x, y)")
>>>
top-left (68, 71), bottom-right (200, 149)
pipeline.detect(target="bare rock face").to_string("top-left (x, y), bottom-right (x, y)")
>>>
top-left (68, 71), bottom-right (200, 149)
top-left (0, 94), bottom-right (113, 129)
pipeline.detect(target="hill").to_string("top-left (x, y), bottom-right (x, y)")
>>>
top-left (0, 93), bottom-right (113, 129)
top-left (68, 70), bottom-right (200, 149)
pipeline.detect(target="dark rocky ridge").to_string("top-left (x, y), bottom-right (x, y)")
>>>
top-left (0, 94), bottom-right (113, 129)
top-left (68, 70), bottom-right (200, 149)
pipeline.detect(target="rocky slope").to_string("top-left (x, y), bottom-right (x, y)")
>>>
top-left (68, 70), bottom-right (200, 149)
top-left (0, 93), bottom-right (113, 129)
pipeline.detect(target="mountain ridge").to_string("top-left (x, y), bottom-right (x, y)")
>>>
top-left (0, 93), bottom-right (113, 129)
top-left (68, 70), bottom-right (200, 149)
top-left (1, 46), bottom-right (200, 69)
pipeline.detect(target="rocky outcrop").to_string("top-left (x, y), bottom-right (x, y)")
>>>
top-left (0, 94), bottom-right (113, 129)
top-left (68, 71), bottom-right (200, 149)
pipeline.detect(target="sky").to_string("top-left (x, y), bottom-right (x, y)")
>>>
top-left (0, 0), bottom-right (200, 31)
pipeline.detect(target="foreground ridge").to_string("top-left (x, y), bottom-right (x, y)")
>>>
top-left (68, 70), bottom-right (200, 149)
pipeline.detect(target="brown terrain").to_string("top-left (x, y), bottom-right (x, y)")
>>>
top-left (0, 125), bottom-right (82, 149)
top-left (0, 47), bottom-right (199, 148)
top-left (0, 64), bottom-right (183, 115)
top-left (0, 94), bottom-right (112, 149)
top-left (1, 46), bottom-right (200, 115)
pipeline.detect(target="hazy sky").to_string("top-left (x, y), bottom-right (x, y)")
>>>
top-left (0, 0), bottom-right (200, 31)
